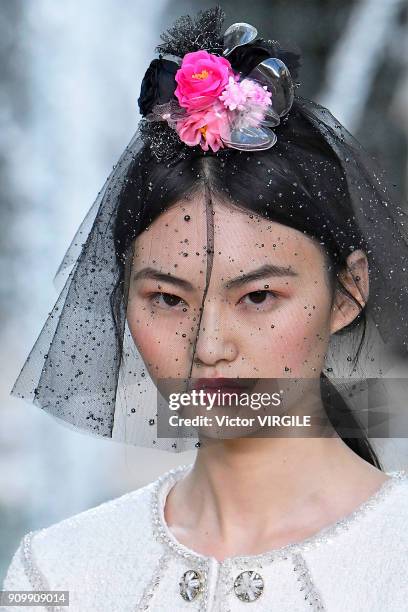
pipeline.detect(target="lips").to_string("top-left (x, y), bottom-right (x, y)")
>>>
top-left (191, 378), bottom-right (255, 393)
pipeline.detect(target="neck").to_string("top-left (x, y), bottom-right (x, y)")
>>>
top-left (166, 434), bottom-right (386, 558)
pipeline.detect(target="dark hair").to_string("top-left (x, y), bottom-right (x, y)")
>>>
top-left (114, 99), bottom-right (382, 469)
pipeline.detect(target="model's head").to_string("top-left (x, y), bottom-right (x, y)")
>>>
top-left (12, 8), bottom-right (406, 465)
top-left (115, 101), bottom-right (369, 384)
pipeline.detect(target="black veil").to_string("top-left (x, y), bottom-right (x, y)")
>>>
top-left (10, 8), bottom-right (408, 452)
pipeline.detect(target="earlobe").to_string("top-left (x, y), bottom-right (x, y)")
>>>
top-left (330, 249), bottom-right (369, 335)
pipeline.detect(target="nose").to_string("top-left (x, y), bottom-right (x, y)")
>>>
top-left (192, 299), bottom-right (238, 367)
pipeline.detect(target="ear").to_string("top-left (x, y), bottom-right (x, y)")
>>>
top-left (330, 249), bottom-right (369, 335)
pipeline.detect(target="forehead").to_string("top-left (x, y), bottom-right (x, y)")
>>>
top-left (132, 196), bottom-right (325, 276)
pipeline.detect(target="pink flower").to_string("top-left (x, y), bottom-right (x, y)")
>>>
top-left (240, 79), bottom-right (272, 108)
top-left (175, 100), bottom-right (231, 152)
top-left (219, 76), bottom-right (248, 111)
top-left (175, 50), bottom-right (234, 111)
top-left (220, 77), bottom-right (272, 111)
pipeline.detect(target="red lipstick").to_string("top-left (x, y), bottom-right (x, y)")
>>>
top-left (191, 378), bottom-right (254, 393)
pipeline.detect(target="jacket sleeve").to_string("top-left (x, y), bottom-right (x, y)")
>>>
top-left (1, 531), bottom-right (49, 612)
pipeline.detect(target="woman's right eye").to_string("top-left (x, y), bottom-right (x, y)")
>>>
top-left (149, 292), bottom-right (187, 309)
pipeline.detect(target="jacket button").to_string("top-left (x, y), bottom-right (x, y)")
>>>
top-left (179, 569), bottom-right (204, 601)
top-left (234, 570), bottom-right (264, 602)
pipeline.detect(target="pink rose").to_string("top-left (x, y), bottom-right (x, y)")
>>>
top-left (175, 50), bottom-right (234, 111)
top-left (175, 101), bottom-right (231, 152)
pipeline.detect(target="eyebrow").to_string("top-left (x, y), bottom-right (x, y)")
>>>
top-left (225, 263), bottom-right (298, 289)
top-left (132, 267), bottom-right (195, 291)
top-left (132, 264), bottom-right (298, 292)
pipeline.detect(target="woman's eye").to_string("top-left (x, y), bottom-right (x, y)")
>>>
top-left (239, 290), bottom-right (277, 308)
top-left (150, 292), bottom-right (187, 309)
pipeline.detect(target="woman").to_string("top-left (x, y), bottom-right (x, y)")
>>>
top-left (3, 7), bottom-right (408, 611)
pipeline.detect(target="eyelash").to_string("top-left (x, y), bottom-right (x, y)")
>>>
top-left (148, 290), bottom-right (279, 311)
top-left (239, 290), bottom-right (279, 309)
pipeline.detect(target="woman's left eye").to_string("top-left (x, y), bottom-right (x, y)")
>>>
top-left (239, 290), bottom-right (278, 308)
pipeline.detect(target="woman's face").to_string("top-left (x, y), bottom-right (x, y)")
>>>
top-left (126, 195), bottom-right (361, 382)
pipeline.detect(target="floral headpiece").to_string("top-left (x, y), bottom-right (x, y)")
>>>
top-left (138, 7), bottom-right (301, 160)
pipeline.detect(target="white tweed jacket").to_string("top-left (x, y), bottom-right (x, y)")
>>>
top-left (2, 464), bottom-right (408, 611)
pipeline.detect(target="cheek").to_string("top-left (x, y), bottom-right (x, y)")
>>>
top-left (240, 296), bottom-right (332, 376)
top-left (126, 299), bottom-right (196, 378)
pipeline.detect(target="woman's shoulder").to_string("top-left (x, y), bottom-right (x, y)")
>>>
top-left (334, 469), bottom-right (408, 542)
top-left (309, 470), bottom-right (408, 558)
top-left (34, 475), bottom-right (155, 546)
top-left (2, 472), bottom-right (165, 595)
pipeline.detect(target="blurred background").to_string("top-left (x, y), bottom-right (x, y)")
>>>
top-left (1, 0), bottom-right (408, 581)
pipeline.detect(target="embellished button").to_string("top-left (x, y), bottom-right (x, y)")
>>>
top-left (179, 569), bottom-right (204, 601)
top-left (234, 570), bottom-right (264, 602)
